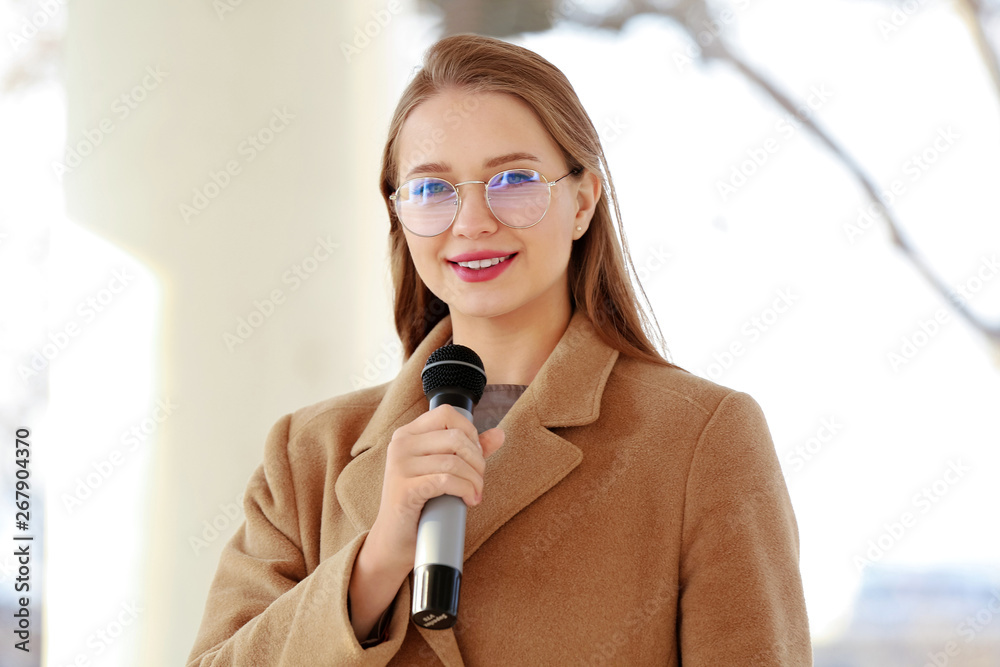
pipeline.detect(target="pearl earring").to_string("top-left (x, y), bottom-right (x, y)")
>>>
top-left (576, 226), bottom-right (582, 231)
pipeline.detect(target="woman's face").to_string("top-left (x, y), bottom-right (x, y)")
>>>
top-left (394, 88), bottom-right (599, 324)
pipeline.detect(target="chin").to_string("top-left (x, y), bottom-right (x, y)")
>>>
top-left (449, 297), bottom-right (522, 321)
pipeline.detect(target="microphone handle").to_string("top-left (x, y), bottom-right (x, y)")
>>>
top-left (412, 391), bottom-right (474, 629)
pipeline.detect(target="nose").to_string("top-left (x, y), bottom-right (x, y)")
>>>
top-left (450, 181), bottom-right (499, 239)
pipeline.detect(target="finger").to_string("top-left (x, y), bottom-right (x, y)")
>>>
top-left (410, 472), bottom-right (479, 508)
top-left (401, 454), bottom-right (482, 498)
top-left (480, 427), bottom-right (505, 458)
top-left (393, 428), bottom-right (485, 476)
top-left (399, 404), bottom-right (481, 447)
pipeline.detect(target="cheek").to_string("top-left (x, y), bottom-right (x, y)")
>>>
top-left (404, 238), bottom-right (437, 277)
top-left (531, 229), bottom-right (573, 270)
top-left (553, 196), bottom-right (578, 232)
top-left (417, 256), bottom-right (442, 283)
top-left (550, 206), bottom-right (578, 246)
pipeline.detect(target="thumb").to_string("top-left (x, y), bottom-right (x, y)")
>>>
top-left (480, 427), bottom-right (505, 458)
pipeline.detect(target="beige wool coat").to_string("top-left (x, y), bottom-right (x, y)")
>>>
top-left (188, 309), bottom-right (812, 666)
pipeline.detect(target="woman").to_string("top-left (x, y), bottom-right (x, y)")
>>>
top-left (188, 33), bottom-right (812, 666)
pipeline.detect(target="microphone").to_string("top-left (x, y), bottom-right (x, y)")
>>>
top-left (411, 343), bottom-right (487, 630)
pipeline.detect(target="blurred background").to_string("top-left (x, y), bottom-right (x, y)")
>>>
top-left (1, 0), bottom-right (999, 664)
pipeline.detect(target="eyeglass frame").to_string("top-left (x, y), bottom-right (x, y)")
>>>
top-left (388, 166), bottom-right (582, 237)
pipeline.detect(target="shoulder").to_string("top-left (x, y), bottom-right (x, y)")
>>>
top-left (609, 355), bottom-right (763, 421)
top-left (602, 355), bottom-right (774, 462)
top-left (607, 358), bottom-right (786, 512)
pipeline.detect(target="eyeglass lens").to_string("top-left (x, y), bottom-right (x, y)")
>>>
top-left (394, 169), bottom-right (551, 236)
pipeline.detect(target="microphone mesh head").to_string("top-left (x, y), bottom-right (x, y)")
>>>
top-left (422, 344), bottom-right (487, 403)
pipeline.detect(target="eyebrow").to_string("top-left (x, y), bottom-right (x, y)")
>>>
top-left (403, 152), bottom-right (541, 181)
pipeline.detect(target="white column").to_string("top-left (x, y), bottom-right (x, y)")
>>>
top-left (62, 1), bottom-right (410, 664)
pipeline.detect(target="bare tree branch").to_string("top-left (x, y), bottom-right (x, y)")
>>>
top-left (956, 0), bottom-right (1000, 104)
top-left (559, 0), bottom-right (1000, 346)
top-left (718, 44), bottom-right (1000, 342)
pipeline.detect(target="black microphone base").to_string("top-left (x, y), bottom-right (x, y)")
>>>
top-left (411, 564), bottom-right (461, 629)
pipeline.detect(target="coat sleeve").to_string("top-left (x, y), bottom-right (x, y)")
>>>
top-left (677, 391), bottom-right (813, 665)
top-left (186, 413), bottom-right (413, 666)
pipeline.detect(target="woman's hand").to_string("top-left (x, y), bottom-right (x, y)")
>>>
top-left (366, 404), bottom-right (505, 578)
top-left (348, 405), bottom-right (504, 640)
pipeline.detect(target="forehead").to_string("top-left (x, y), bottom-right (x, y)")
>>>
top-left (396, 90), bottom-right (561, 180)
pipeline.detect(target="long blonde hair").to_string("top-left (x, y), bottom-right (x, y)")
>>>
top-left (379, 33), bottom-right (683, 372)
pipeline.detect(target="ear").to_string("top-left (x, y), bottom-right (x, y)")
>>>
top-left (573, 169), bottom-right (602, 238)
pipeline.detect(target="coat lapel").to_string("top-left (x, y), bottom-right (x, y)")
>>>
top-left (334, 309), bottom-right (618, 664)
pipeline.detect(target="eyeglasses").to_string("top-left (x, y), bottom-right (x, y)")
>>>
top-left (389, 167), bottom-right (580, 237)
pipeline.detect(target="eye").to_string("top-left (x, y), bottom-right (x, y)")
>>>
top-left (411, 179), bottom-right (453, 200)
top-left (494, 170), bottom-right (539, 187)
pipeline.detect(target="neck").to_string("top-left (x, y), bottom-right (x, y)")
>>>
top-left (449, 296), bottom-right (573, 386)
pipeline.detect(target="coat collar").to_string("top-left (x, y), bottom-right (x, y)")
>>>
top-left (334, 308), bottom-right (618, 665)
